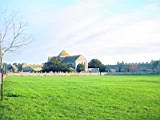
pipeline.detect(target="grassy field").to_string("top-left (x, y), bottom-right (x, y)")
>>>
top-left (0, 75), bottom-right (160, 120)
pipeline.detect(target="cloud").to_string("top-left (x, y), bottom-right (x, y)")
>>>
top-left (55, 1), bottom-right (160, 64)
top-left (4, 0), bottom-right (160, 64)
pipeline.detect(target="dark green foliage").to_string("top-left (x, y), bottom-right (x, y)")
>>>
top-left (17, 64), bottom-right (23, 72)
top-left (88, 59), bottom-right (102, 68)
top-left (42, 61), bottom-right (53, 72)
top-left (22, 66), bottom-right (33, 72)
top-left (42, 58), bottom-right (71, 72)
top-left (5, 64), bottom-right (13, 72)
top-left (99, 65), bottom-right (106, 74)
top-left (76, 64), bottom-right (85, 72)
top-left (5, 63), bottom-right (24, 73)
top-left (117, 61), bottom-right (125, 72)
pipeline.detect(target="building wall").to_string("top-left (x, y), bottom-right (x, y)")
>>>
top-left (49, 54), bottom-right (88, 72)
top-left (75, 55), bottom-right (88, 71)
top-left (22, 64), bottom-right (43, 72)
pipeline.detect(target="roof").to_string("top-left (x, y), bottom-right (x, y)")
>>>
top-left (58, 50), bottom-right (70, 57)
top-left (62, 55), bottom-right (81, 64)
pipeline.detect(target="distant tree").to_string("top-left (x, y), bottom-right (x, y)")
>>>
top-left (22, 66), bottom-right (33, 73)
top-left (6, 64), bottom-right (13, 72)
top-left (124, 64), bottom-right (130, 72)
top-left (99, 65), bottom-right (106, 75)
top-left (17, 63), bottom-right (23, 72)
top-left (59, 63), bottom-right (71, 72)
top-left (50, 58), bottom-right (61, 72)
top-left (50, 58), bottom-right (61, 66)
top-left (68, 67), bottom-right (75, 72)
top-left (12, 63), bottom-right (22, 72)
top-left (42, 61), bottom-right (54, 72)
top-left (50, 58), bottom-right (69, 72)
top-left (117, 61), bottom-right (124, 72)
top-left (88, 59), bottom-right (102, 68)
top-left (76, 64), bottom-right (85, 73)
top-left (42, 58), bottom-right (71, 73)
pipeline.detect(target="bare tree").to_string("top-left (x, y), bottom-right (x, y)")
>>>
top-left (0, 11), bottom-right (31, 100)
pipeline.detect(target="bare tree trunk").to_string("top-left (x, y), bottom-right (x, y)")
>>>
top-left (0, 70), bottom-right (3, 101)
top-left (0, 37), bottom-right (3, 101)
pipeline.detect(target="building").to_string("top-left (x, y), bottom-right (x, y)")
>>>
top-left (88, 68), bottom-right (99, 73)
top-left (22, 64), bottom-right (43, 72)
top-left (48, 50), bottom-right (88, 71)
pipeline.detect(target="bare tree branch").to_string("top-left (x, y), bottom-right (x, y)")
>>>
top-left (0, 23), bottom-right (8, 42)
top-left (1, 10), bottom-right (31, 101)
top-left (1, 16), bottom-right (31, 55)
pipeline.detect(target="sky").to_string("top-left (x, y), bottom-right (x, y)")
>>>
top-left (0, 0), bottom-right (160, 64)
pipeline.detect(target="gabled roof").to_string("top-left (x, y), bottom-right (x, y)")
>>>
top-left (58, 50), bottom-right (70, 57)
top-left (62, 55), bottom-right (81, 64)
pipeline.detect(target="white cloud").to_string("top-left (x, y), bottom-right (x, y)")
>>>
top-left (8, 0), bottom-right (160, 64)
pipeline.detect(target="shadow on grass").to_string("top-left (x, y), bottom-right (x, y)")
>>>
top-left (6, 93), bottom-right (22, 98)
top-left (5, 91), bottom-right (24, 98)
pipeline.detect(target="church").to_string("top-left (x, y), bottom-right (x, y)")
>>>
top-left (48, 50), bottom-right (88, 71)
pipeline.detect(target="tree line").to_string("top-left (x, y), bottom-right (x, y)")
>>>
top-left (3, 59), bottom-right (160, 74)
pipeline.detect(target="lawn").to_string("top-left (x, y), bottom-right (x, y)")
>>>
top-left (0, 75), bottom-right (160, 120)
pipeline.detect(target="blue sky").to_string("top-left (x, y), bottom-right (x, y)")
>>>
top-left (1, 0), bottom-right (160, 64)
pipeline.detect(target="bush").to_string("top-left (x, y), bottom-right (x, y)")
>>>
top-left (76, 64), bottom-right (85, 72)
top-left (42, 59), bottom-right (72, 73)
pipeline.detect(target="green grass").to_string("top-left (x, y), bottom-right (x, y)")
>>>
top-left (0, 75), bottom-right (160, 120)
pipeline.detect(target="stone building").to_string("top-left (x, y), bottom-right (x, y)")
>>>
top-left (22, 64), bottom-right (43, 72)
top-left (48, 50), bottom-right (88, 71)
